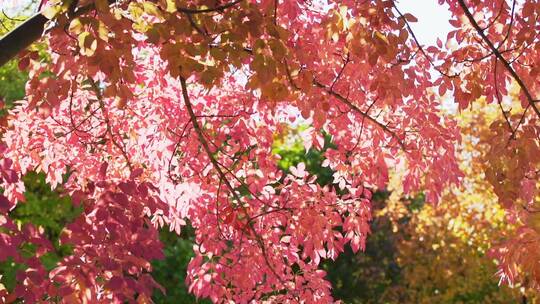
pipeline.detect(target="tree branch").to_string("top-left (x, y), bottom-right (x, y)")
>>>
top-left (180, 76), bottom-right (243, 204)
top-left (313, 80), bottom-right (406, 150)
top-left (280, 59), bottom-right (407, 150)
top-left (179, 76), bottom-right (285, 285)
top-left (457, 0), bottom-right (540, 119)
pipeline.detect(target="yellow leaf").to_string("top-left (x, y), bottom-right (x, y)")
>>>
top-left (142, 2), bottom-right (161, 18)
top-left (166, 0), bottom-right (177, 13)
top-left (78, 32), bottom-right (97, 56)
top-left (42, 5), bottom-right (61, 19)
top-left (69, 18), bottom-right (83, 34)
top-left (97, 21), bottom-right (109, 41)
top-left (128, 2), bottom-right (144, 20)
top-left (374, 31), bottom-right (389, 44)
top-left (78, 31), bottom-right (90, 49)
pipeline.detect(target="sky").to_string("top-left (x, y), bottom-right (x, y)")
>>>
top-left (397, 0), bottom-right (453, 46)
top-left (0, 0), bottom-right (36, 16)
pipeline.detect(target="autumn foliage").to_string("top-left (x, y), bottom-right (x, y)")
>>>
top-left (0, 0), bottom-right (539, 302)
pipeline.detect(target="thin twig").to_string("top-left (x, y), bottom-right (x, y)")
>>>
top-left (392, 2), bottom-right (459, 79)
top-left (493, 58), bottom-right (514, 134)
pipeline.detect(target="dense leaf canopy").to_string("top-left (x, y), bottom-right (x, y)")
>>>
top-left (0, 0), bottom-right (539, 303)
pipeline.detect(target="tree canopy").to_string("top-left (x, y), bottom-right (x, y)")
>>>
top-left (0, 0), bottom-right (539, 303)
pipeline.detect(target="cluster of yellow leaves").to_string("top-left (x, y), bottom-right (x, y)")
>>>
top-left (378, 99), bottom-right (538, 303)
top-left (323, 4), bottom-right (408, 67)
top-left (482, 102), bottom-right (540, 289)
top-left (477, 86), bottom-right (540, 212)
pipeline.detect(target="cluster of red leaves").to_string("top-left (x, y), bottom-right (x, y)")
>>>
top-left (1, 142), bottom-right (167, 302)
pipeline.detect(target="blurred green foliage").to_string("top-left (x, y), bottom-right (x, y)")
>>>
top-left (0, 59), bottom-right (27, 103)
top-left (0, 173), bottom-right (82, 291)
top-left (152, 226), bottom-right (210, 303)
top-left (0, 11), bottom-right (30, 105)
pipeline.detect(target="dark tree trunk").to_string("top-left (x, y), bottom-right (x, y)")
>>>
top-left (0, 12), bottom-right (48, 67)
